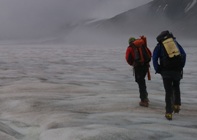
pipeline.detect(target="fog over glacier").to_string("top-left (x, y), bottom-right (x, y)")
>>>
top-left (0, 0), bottom-right (151, 41)
top-left (0, 0), bottom-right (197, 140)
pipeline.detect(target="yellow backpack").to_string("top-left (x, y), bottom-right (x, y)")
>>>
top-left (162, 38), bottom-right (180, 58)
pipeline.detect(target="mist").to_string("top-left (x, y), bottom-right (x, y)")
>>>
top-left (0, 0), bottom-right (152, 42)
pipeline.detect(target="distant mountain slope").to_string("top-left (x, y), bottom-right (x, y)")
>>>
top-left (88, 0), bottom-right (197, 39)
top-left (149, 0), bottom-right (197, 36)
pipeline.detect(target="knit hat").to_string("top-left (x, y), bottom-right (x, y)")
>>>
top-left (128, 37), bottom-right (136, 44)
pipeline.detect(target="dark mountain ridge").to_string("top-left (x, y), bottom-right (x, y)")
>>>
top-left (88, 0), bottom-right (197, 39)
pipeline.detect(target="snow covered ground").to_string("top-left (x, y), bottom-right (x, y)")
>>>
top-left (0, 42), bottom-right (196, 140)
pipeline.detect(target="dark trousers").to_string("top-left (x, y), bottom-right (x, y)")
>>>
top-left (134, 65), bottom-right (148, 101)
top-left (162, 71), bottom-right (182, 113)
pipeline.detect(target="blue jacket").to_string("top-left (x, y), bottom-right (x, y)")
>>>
top-left (153, 40), bottom-right (186, 73)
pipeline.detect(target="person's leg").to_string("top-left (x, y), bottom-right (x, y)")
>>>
top-left (135, 66), bottom-right (148, 101)
top-left (162, 78), bottom-right (173, 114)
top-left (173, 80), bottom-right (181, 105)
top-left (135, 66), bottom-right (149, 107)
top-left (138, 78), bottom-right (148, 101)
top-left (173, 80), bottom-right (181, 113)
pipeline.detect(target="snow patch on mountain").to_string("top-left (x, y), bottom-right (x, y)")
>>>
top-left (185, 0), bottom-right (197, 12)
top-left (156, 4), bottom-right (168, 13)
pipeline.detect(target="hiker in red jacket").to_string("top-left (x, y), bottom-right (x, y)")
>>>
top-left (125, 36), bottom-right (152, 107)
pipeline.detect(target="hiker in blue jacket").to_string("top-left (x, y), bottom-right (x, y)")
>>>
top-left (153, 30), bottom-right (186, 120)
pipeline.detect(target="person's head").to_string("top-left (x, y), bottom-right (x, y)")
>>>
top-left (156, 30), bottom-right (175, 42)
top-left (128, 37), bottom-right (136, 45)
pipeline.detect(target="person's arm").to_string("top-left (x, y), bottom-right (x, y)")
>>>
top-left (125, 46), bottom-right (134, 66)
top-left (176, 41), bottom-right (186, 67)
top-left (153, 44), bottom-right (161, 74)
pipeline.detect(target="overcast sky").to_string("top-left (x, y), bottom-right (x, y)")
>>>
top-left (0, 0), bottom-right (152, 40)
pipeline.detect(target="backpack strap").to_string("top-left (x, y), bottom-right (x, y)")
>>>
top-left (138, 46), bottom-right (144, 63)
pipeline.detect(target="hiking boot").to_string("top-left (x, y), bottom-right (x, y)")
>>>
top-left (139, 100), bottom-right (149, 107)
top-left (165, 113), bottom-right (172, 120)
top-left (173, 105), bottom-right (180, 113)
top-left (144, 98), bottom-right (150, 103)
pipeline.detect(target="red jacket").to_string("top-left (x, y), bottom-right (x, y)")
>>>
top-left (125, 38), bottom-right (151, 66)
top-left (125, 45), bottom-right (135, 66)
